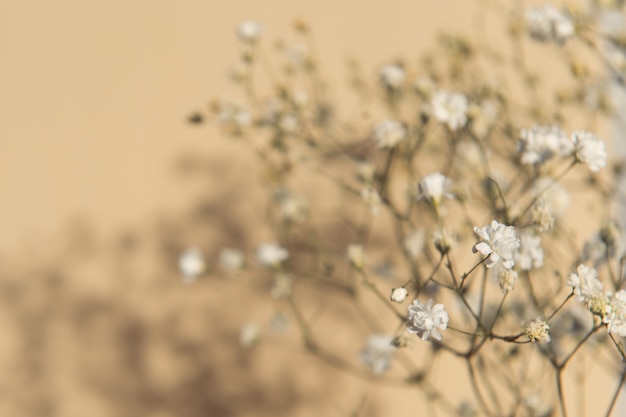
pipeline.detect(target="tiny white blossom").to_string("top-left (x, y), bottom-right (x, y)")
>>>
top-left (373, 120), bottom-right (407, 149)
top-left (518, 125), bottom-right (573, 165)
top-left (359, 334), bottom-right (396, 375)
top-left (407, 299), bottom-right (449, 341)
top-left (532, 178), bottom-right (570, 217)
top-left (572, 130), bottom-right (607, 172)
top-left (417, 172), bottom-right (454, 208)
top-left (404, 229), bottom-right (425, 257)
top-left (515, 231), bottom-right (544, 271)
top-left (473, 220), bottom-right (521, 269)
top-left (179, 247), bottom-right (207, 284)
top-left (608, 290), bottom-right (626, 336)
top-left (567, 264), bottom-right (612, 319)
top-left (525, 317), bottom-right (551, 343)
top-left (498, 268), bottom-right (518, 292)
top-left (390, 287), bottom-right (409, 303)
top-left (237, 20), bottom-right (264, 43)
top-left (525, 6), bottom-right (575, 44)
top-left (431, 90), bottom-right (468, 131)
top-left (219, 248), bottom-right (245, 273)
top-left (531, 199), bottom-right (555, 232)
top-left (356, 161), bottom-right (376, 184)
top-left (257, 242), bottom-right (289, 267)
top-left (379, 64), bottom-right (405, 89)
top-left (433, 228), bottom-right (457, 255)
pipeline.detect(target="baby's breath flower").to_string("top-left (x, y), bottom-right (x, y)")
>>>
top-left (414, 76), bottom-right (437, 98)
top-left (407, 299), bottom-right (449, 341)
top-left (404, 229), bottom-right (425, 257)
top-left (498, 268), bottom-right (518, 292)
top-left (237, 20), bottom-right (264, 43)
top-left (347, 244), bottom-right (366, 270)
top-left (390, 287), bottom-right (409, 303)
top-left (572, 130), bottom-right (607, 172)
top-left (525, 317), bottom-right (551, 343)
top-left (525, 6), bottom-right (574, 44)
top-left (372, 120), bottom-right (407, 149)
top-left (532, 178), bottom-right (570, 217)
top-left (608, 290), bottom-right (626, 336)
top-left (417, 172), bottom-right (454, 210)
top-left (179, 247), bottom-right (207, 284)
top-left (518, 125), bottom-right (573, 165)
top-left (473, 220), bottom-right (521, 269)
top-left (379, 64), bottom-right (405, 90)
top-left (356, 161), bottom-right (376, 184)
top-left (361, 186), bottom-right (382, 215)
top-left (515, 231), bottom-right (544, 271)
top-left (359, 334), bottom-right (396, 375)
top-left (431, 90), bottom-right (468, 131)
top-left (240, 322), bottom-right (261, 348)
top-left (531, 199), bottom-right (555, 232)
top-left (274, 190), bottom-right (309, 224)
top-left (257, 242), bottom-right (289, 268)
top-left (434, 228), bottom-right (457, 255)
top-left (567, 264), bottom-right (612, 320)
top-left (219, 248), bottom-right (245, 273)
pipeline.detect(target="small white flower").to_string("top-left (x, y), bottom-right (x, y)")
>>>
top-left (417, 172), bottom-right (454, 208)
top-left (359, 334), bottom-right (396, 375)
top-left (356, 161), bottom-right (376, 184)
top-left (379, 64), bottom-right (405, 89)
top-left (525, 317), bottom-right (551, 343)
top-left (518, 125), bottom-right (573, 165)
top-left (473, 220), bottom-right (521, 269)
top-left (347, 244), bottom-right (366, 270)
top-left (497, 268), bottom-right (518, 292)
top-left (257, 242), bottom-right (289, 267)
top-left (567, 264), bottom-right (612, 320)
top-left (219, 248), bottom-right (245, 273)
top-left (525, 6), bottom-right (575, 44)
top-left (373, 120), bottom-right (407, 149)
top-left (515, 231), bottom-right (544, 271)
top-left (240, 322), bottom-right (261, 348)
top-left (407, 299), bottom-right (449, 341)
top-left (404, 229), bottom-right (425, 257)
top-left (431, 90), bottom-right (468, 131)
top-left (237, 20), bottom-right (264, 43)
top-left (572, 130), bottom-right (607, 172)
top-left (390, 287), bottom-right (409, 303)
top-left (532, 178), bottom-right (570, 217)
top-left (433, 228), bottom-right (457, 255)
top-left (608, 290), bottom-right (626, 336)
top-left (274, 190), bottom-right (309, 224)
top-left (531, 199), bottom-right (555, 232)
top-left (179, 247), bottom-right (207, 283)
top-left (361, 186), bottom-right (382, 215)
top-left (279, 114), bottom-right (299, 133)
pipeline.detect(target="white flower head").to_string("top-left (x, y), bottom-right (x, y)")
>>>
top-left (417, 172), bottom-right (454, 209)
top-left (433, 228), bottom-right (457, 255)
top-left (567, 264), bottom-right (611, 319)
top-left (360, 334), bottom-right (396, 375)
top-left (431, 90), bottom-right (468, 131)
top-left (257, 242), bottom-right (289, 268)
top-left (572, 130), bottom-right (607, 172)
top-left (515, 231), bottom-right (544, 271)
top-left (518, 125), bottom-right (573, 165)
top-left (390, 287), bottom-right (409, 303)
top-left (237, 20), bottom-right (264, 43)
top-left (404, 229), bottom-right (425, 257)
top-left (373, 120), bottom-right (407, 149)
top-left (379, 64), bottom-right (405, 90)
top-left (274, 189), bottom-right (309, 224)
top-left (356, 161), bottom-right (376, 184)
top-left (347, 244), bottom-right (366, 270)
top-left (532, 178), bottom-right (570, 217)
top-left (525, 317), bottom-right (551, 343)
top-left (525, 6), bottom-right (575, 44)
top-left (608, 290), bottom-right (626, 336)
top-left (219, 248), bottom-right (245, 273)
top-left (497, 268), bottom-right (518, 293)
top-left (531, 199), bottom-right (555, 232)
top-left (179, 247), bottom-right (207, 283)
top-left (407, 299), bottom-right (449, 341)
top-left (473, 221), bottom-right (521, 269)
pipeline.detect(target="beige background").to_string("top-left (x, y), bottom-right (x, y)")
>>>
top-left (0, 1), bottom-right (619, 416)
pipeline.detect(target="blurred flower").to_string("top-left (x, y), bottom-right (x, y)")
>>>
top-left (373, 120), bottom-right (407, 149)
top-left (525, 5), bottom-right (574, 44)
top-left (347, 244), bottom-right (366, 270)
top-left (532, 178), bottom-right (570, 218)
top-left (257, 242), bottom-right (289, 268)
top-left (433, 228), bottom-right (457, 255)
top-left (237, 20), bottom-right (264, 43)
top-left (473, 220), bottom-right (520, 269)
top-left (531, 199), bottom-right (555, 232)
top-left (379, 64), bottom-right (405, 89)
top-left (518, 125), bottom-right (573, 165)
top-left (608, 290), bottom-right (626, 336)
top-left (567, 264), bottom-right (612, 320)
top-left (361, 186), bottom-right (382, 215)
top-left (525, 317), bottom-right (551, 343)
top-left (404, 229), bottom-right (425, 257)
top-left (179, 247), bottom-right (207, 284)
top-left (497, 268), bottom-right (518, 292)
top-left (270, 273), bottom-right (293, 299)
top-left (417, 172), bottom-right (453, 209)
top-left (390, 287), bottom-right (409, 303)
top-left (431, 90), bottom-right (468, 131)
top-left (240, 322), bottom-right (261, 348)
top-left (407, 298), bottom-right (449, 341)
top-left (359, 334), bottom-right (396, 375)
top-left (572, 130), bottom-right (607, 172)
top-left (356, 161), bottom-right (376, 184)
top-left (515, 231), bottom-right (544, 271)
top-left (219, 248), bottom-right (245, 273)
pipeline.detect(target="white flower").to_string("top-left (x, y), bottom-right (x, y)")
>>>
top-left (531, 199), bottom-right (555, 232)
top-left (356, 161), bottom-right (376, 184)
top-left (274, 189), bottom-right (309, 224)
top-left (515, 231), bottom-right (544, 271)
top-left (497, 268), bottom-right (518, 293)
top-left (240, 322), bottom-right (261, 348)
top-left (379, 64), bottom-right (405, 89)
top-left (373, 120), bottom-right (407, 149)
top-left (431, 90), bottom-right (468, 131)
top-left (347, 244), bottom-right (366, 270)
top-left (237, 20), bottom-right (264, 43)
top-left (433, 228), bottom-right (457, 255)
top-left (567, 264), bottom-right (612, 319)
top-left (608, 290), bottom-right (626, 336)
top-left (407, 299), bottom-right (449, 341)
top-left (417, 172), bottom-right (454, 208)
top-left (278, 114), bottom-right (299, 133)
top-left (178, 247), bottom-right (207, 283)
top-left (390, 287), bottom-right (409, 303)
top-left (525, 6), bottom-right (575, 44)
top-left (257, 242), bottom-right (289, 267)
top-left (532, 178), bottom-right (570, 217)
top-left (518, 125), bottom-right (573, 165)
top-left (219, 248), bottom-right (245, 272)
top-left (525, 317), bottom-right (551, 343)
top-left (404, 229), bottom-right (425, 257)
top-left (361, 186), bottom-right (382, 215)
top-left (473, 221), bottom-right (521, 269)
top-left (572, 130), bottom-right (607, 172)
top-left (359, 334), bottom-right (396, 375)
